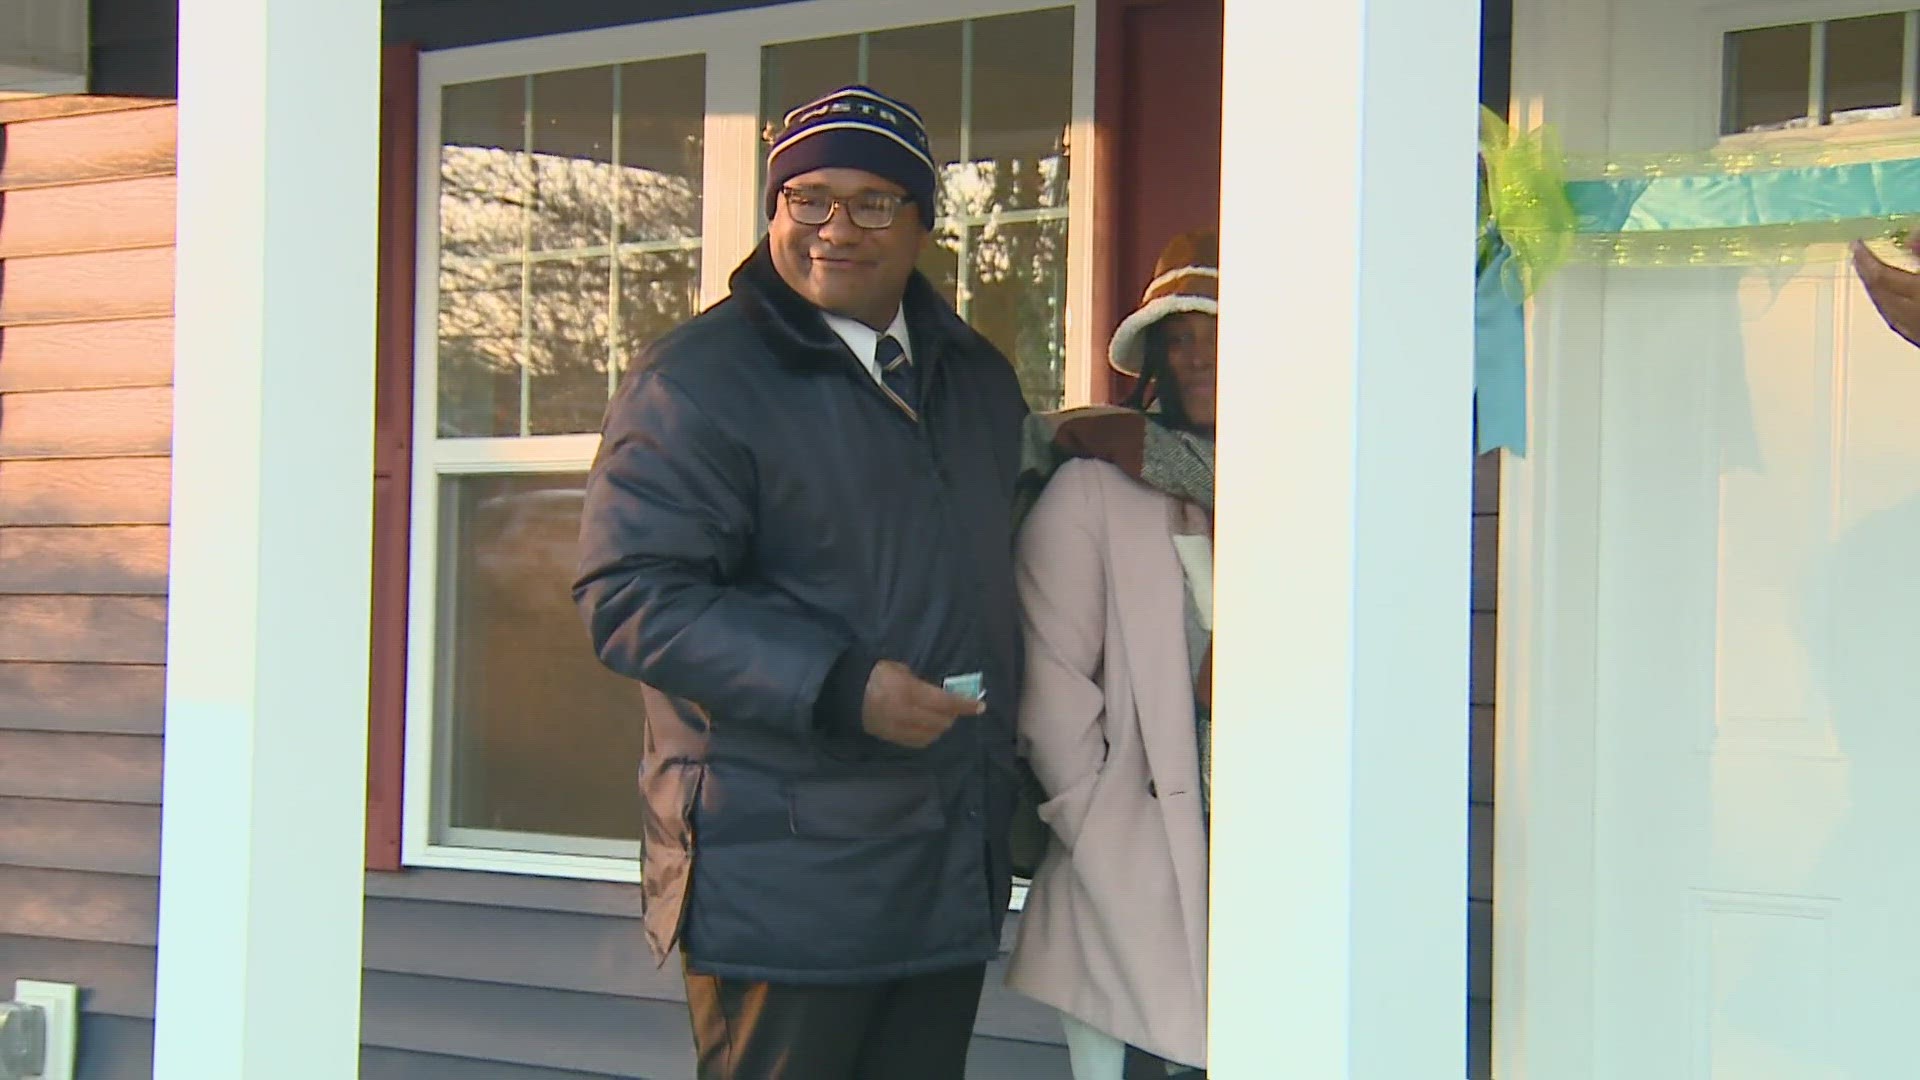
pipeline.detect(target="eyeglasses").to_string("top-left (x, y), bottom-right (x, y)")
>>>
top-left (780, 187), bottom-right (909, 230)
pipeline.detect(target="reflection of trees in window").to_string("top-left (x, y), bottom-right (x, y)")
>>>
top-left (932, 156), bottom-right (1070, 411)
top-left (443, 475), bottom-right (648, 841)
top-left (436, 145), bottom-right (702, 437)
top-left (765, 8), bottom-right (1078, 412)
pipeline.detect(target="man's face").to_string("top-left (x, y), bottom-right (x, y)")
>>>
top-left (1162, 311), bottom-right (1218, 427)
top-left (769, 167), bottom-right (926, 330)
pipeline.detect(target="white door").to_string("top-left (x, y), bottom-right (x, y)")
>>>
top-left (1501, 2), bottom-right (1920, 1078)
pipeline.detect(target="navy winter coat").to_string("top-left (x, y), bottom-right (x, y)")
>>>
top-left (575, 240), bottom-right (1029, 982)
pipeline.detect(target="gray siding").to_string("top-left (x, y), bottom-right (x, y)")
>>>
top-left (0, 95), bottom-right (176, 1080)
top-left (360, 869), bottom-right (1071, 1078)
top-left (1469, 454), bottom-right (1499, 1080)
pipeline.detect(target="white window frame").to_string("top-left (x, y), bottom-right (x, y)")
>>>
top-left (1719, 6), bottom-right (1920, 134)
top-left (404, 0), bottom-right (1099, 881)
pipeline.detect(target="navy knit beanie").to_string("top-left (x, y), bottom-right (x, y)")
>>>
top-left (763, 86), bottom-right (938, 228)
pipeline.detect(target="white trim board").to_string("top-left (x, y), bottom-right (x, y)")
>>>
top-left (155, 0), bottom-right (381, 1076)
top-left (1208, 0), bottom-right (1478, 1074)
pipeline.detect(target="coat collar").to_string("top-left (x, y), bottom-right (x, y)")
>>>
top-left (727, 237), bottom-right (985, 381)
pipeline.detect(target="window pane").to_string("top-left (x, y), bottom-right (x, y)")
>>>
top-left (437, 258), bottom-right (522, 438)
top-left (1825, 14), bottom-right (1905, 125)
top-left (441, 77), bottom-right (529, 261)
top-left (438, 473), bottom-right (647, 843)
top-left (437, 54), bottom-right (706, 441)
top-left (1724, 23), bottom-right (1813, 134)
top-left (761, 34), bottom-right (860, 145)
top-left (965, 8), bottom-right (1074, 214)
top-left (967, 217), bottom-right (1069, 411)
top-left (619, 55), bottom-right (706, 244)
top-left (618, 249), bottom-right (703, 374)
top-left (868, 22), bottom-right (964, 171)
top-left (527, 257), bottom-right (612, 436)
top-left (530, 66), bottom-right (616, 253)
top-left (761, 11), bottom-right (1076, 411)
top-left (918, 224), bottom-right (961, 310)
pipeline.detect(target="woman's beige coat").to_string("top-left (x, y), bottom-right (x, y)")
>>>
top-left (1004, 458), bottom-right (1209, 1069)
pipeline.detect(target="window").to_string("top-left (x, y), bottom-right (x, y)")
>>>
top-left (1723, 11), bottom-right (1920, 134)
top-left (761, 9), bottom-right (1077, 409)
top-left (406, 0), bottom-right (1094, 879)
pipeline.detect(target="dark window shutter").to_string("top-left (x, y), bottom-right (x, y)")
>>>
top-left (1092, 0), bottom-right (1222, 404)
top-left (367, 43), bottom-right (422, 872)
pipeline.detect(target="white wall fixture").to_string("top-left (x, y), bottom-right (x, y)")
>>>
top-left (1, 982), bottom-right (77, 1080)
top-left (0, 0), bottom-right (87, 94)
top-left (155, 0), bottom-right (380, 1077)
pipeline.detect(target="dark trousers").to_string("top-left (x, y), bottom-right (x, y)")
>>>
top-left (682, 959), bottom-right (988, 1080)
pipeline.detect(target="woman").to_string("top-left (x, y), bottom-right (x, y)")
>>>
top-left (1006, 230), bottom-right (1217, 1078)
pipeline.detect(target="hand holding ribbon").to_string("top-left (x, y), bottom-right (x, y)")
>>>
top-left (1852, 232), bottom-right (1920, 349)
top-left (1473, 107), bottom-right (1920, 456)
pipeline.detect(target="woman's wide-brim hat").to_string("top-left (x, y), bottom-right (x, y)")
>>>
top-left (1108, 229), bottom-right (1219, 377)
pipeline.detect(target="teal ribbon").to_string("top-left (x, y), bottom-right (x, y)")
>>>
top-left (1475, 154), bottom-right (1920, 457)
top-left (1475, 240), bottom-right (1528, 455)
top-left (1567, 158), bottom-right (1920, 234)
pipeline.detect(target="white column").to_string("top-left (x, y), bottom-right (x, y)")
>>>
top-left (1208, 0), bottom-right (1479, 1075)
top-left (155, 0), bottom-right (380, 1076)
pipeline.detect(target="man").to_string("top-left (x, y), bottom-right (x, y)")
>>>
top-left (1852, 233), bottom-right (1920, 348)
top-left (574, 85), bottom-right (1030, 1080)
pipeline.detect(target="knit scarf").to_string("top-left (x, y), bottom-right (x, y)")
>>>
top-left (1017, 407), bottom-right (1216, 813)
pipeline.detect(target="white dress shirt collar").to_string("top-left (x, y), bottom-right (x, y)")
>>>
top-left (820, 307), bottom-right (913, 383)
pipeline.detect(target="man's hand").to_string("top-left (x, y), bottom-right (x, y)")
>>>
top-left (860, 660), bottom-right (986, 749)
top-left (1852, 234), bottom-right (1920, 349)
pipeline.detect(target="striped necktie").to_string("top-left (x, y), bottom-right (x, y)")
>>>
top-left (875, 334), bottom-right (916, 412)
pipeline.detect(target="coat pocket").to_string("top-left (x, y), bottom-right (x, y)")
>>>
top-left (785, 773), bottom-right (946, 840)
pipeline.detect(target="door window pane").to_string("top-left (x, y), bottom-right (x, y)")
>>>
top-left (1724, 23), bottom-right (1813, 134)
top-left (437, 473), bottom-right (648, 842)
top-left (1824, 14), bottom-right (1905, 125)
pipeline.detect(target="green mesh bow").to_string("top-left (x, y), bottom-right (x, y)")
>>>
top-left (1477, 106), bottom-right (1577, 298)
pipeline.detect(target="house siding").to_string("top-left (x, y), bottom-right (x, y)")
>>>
top-left (358, 871), bottom-right (1071, 1077)
top-left (1470, 455), bottom-right (1498, 1080)
top-left (1468, 2), bottom-right (1512, 1065)
top-left (0, 96), bottom-right (177, 1080)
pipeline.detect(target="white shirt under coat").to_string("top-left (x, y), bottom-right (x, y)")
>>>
top-left (820, 307), bottom-right (913, 386)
